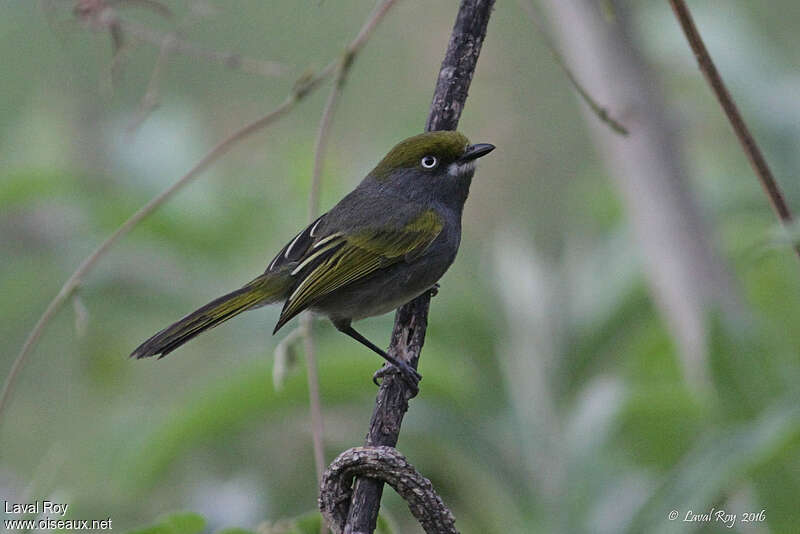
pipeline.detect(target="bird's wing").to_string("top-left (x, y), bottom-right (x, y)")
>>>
top-left (265, 214), bottom-right (326, 274)
top-left (273, 209), bottom-right (443, 332)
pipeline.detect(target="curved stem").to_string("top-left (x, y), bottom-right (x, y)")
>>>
top-left (301, 0), bottom-right (400, 503)
top-left (304, 63), bottom-right (342, 489)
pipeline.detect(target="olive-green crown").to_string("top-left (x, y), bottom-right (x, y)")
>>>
top-left (371, 131), bottom-right (470, 179)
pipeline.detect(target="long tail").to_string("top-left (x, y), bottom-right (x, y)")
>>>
top-left (131, 272), bottom-right (292, 359)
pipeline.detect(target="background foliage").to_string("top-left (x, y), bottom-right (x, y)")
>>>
top-left (2, 1), bottom-right (800, 533)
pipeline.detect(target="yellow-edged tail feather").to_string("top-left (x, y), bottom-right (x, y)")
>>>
top-left (131, 272), bottom-right (291, 359)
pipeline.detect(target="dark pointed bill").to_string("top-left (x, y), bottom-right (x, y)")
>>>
top-left (458, 143), bottom-right (495, 163)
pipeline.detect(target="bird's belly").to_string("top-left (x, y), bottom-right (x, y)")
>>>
top-left (311, 253), bottom-right (453, 323)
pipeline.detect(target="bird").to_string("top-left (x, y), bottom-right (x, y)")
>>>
top-left (130, 130), bottom-right (495, 386)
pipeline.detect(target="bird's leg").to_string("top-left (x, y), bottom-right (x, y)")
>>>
top-left (334, 323), bottom-right (421, 390)
top-left (370, 285), bottom-right (439, 386)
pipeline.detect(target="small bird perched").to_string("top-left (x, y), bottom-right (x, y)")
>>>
top-left (131, 131), bottom-right (494, 386)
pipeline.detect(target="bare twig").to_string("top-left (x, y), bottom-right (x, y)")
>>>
top-left (346, 0), bottom-right (398, 56)
top-left (303, 67), bottom-right (346, 534)
top-left (272, 326), bottom-right (302, 390)
top-left (340, 2), bottom-right (495, 532)
top-left (668, 0), bottom-right (800, 259)
top-left (301, 315), bottom-right (326, 485)
top-left (302, 61), bottom-right (344, 519)
top-left (126, 32), bottom-right (174, 135)
top-left (299, 5), bottom-right (401, 520)
top-left (72, 1), bottom-right (286, 78)
top-left (119, 18), bottom-right (286, 78)
top-left (303, 303), bottom-right (324, 494)
top-left (308, 68), bottom-right (345, 222)
top-left (301, 0), bottom-right (400, 510)
top-left (0, 60), bottom-right (344, 424)
top-left (320, 447), bottom-right (458, 534)
top-left (303, 57), bottom-right (343, 498)
top-left (70, 0), bottom-right (286, 120)
top-left (109, 0), bottom-right (174, 20)
top-left (539, 0), bottom-right (744, 388)
top-left (518, 0), bottom-right (628, 135)
top-left (126, 1), bottom-right (215, 135)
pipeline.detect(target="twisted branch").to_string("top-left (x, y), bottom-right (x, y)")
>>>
top-left (320, 447), bottom-right (458, 534)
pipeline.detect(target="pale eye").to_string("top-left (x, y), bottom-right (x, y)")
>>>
top-left (421, 155), bottom-right (438, 169)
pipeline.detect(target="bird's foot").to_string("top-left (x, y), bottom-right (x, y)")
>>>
top-left (372, 362), bottom-right (421, 395)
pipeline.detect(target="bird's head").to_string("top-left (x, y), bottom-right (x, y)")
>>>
top-left (370, 131), bottom-right (495, 196)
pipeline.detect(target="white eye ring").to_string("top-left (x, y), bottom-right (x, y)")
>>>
top-left (421, 155), bottom-right (438, 169)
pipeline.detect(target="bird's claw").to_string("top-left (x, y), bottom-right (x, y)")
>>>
top-left (372, 362), bottom-right (421, 394)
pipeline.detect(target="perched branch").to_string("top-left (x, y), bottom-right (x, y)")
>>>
top-left (340, 2), bottom-right (495, 532)
top-left (320, 447), bottom-right (458, 534)
top-left (668, 0), bottom-right (800, 259)
top-left (425, 1), bottom-right (495, 132)
top-left (341, 296), bottom-right (433, 532)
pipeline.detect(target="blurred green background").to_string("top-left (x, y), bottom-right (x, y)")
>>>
top-left (2, 1), bottom-right (800, 533)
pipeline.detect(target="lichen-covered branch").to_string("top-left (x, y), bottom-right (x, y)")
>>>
top-left (320, 447), bottom-right (458, 534)
top-left (425, 0), bottom-right (496, 132)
